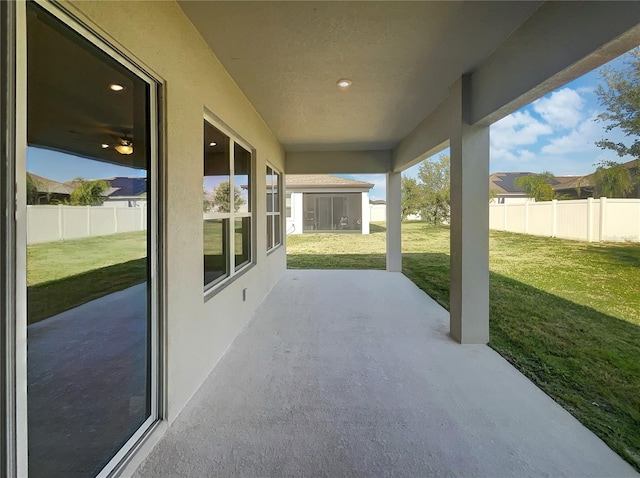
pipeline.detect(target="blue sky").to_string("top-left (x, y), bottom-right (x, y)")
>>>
top-left (27, 147), bottom-right (146, 182)
top-left (341, 49), bottom-right (637, 201)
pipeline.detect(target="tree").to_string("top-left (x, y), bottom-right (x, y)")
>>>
top-left (417, 154), bottom-right (450, 225)
top-left (489, 188), bottom-right (499, 203)
top-left (401, 176), bottom-right (423, 220)
top-left (203, 189), bottom-right (214, 212)
top-left (212, 181), bottom-right (245, 213)
top-left (514, 172), bottom-right (555, 201)
top-left (27, 174), bottom-right (43, 205)
top-left (592, 160), bottom-right (634, 198)
top-left (595, 48), bottom-right (640, 158)
top-left (68, 178), bottom-right (108, 206)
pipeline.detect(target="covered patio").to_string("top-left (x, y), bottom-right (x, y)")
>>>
top-left (133, 270), bottom-right (635, 477)
top-left (3, 2), bottom-right (640, 476)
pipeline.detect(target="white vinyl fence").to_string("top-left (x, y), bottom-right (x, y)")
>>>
top-left (490, 198), bottom-right (640, 243)
top-left (370, 204), bottom-right (386, 222)
top-left (27, 205), bottom-right (147, 245)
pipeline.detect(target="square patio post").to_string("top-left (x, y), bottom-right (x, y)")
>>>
top-left (386, 171), bottom-right (402, 272)
top-left (449, 75), bottom-right (490, 344)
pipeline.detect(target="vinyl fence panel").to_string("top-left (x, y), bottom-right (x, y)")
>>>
top-left (27, 205), bottom-right (147, 244)
top-left (490, 198), bottom-right (640, 243)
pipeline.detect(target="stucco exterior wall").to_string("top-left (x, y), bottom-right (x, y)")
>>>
top-left (65, 0), bottom-right (286, 422)
top-left (286, 191), bottom-right (304, 235)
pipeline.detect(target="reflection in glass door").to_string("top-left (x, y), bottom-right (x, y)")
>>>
top-left (25, 3), bottom-right (157, 477)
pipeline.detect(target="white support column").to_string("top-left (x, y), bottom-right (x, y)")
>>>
top-left (449, 76), bottom-right (490, 345)
top-left (386, 172), bottom-right (402, 272)
top-left (361, 191), bottom-right (370, 234)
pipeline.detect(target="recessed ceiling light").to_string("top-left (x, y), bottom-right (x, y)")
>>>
top-left (209, 142), bottom-right (217, 147)
top-left (337, 78), bottom-right (352, 90)
top-left (101, 143), bottom-right (109, 149)
top-left (109, 84), bottom-right (125, 92)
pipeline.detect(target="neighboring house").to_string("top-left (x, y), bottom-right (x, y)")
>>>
top-left (26, 172), bottom-right (74, 204)
top-left (286, 175), bottom-right (374, 234)
top-left (490, 172), bottom-right (585, 203)
top-left (554, 159), bottom-right (640, 199)
top-left (489, 172), bottom-right (532, 204)
top-left (491, 159), bottom-right (640, 203)
top-left (28, 173), bottom-right (148, 207)
top-left (102, 176), bottom-right (148, 207)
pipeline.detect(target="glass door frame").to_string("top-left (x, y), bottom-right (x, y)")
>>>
top-left (1, 1), bottom-right (17, 476)
top-left (13, 1), bottom-right (165, 476)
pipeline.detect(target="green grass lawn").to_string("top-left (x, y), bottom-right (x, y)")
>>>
top-left (28, 222), bottom-right (249, 323)
top-left (288, 222), bottom-right (640, 471)
top-left (27, 231), bottom-right (147, 324)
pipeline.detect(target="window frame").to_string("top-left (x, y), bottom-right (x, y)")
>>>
top-left (14, 2), bottom-right (165, 477)
top-left (266, 164), bottom-right (283, 252)
top-left (203, 112), bottom-right (255, 297)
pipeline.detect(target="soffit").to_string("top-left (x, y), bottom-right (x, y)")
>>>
top-left (179, 1), bottom-right (542, 152)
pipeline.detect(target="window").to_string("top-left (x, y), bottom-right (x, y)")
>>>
top-left (24, 3), bottom-right (160, 477)
top-left (266, 166), bottom-right (282, 250)
top-left (286, 193), bottom-right (292, 218)
top-left (203, 118), bottom-right (253, 291)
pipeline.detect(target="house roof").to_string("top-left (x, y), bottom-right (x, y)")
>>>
top-left (27, 172), bottom-right (74, 195)
top-left (286, 175), bottom-right (374, 190)
top-left (490, 172), bottom-right (585, 195)
top-left (489, 172), bottom-right (532, 195)
top-left (555, 159), bottom-right (639, 191)
top-left (103, 177), bottom-right (147, 197)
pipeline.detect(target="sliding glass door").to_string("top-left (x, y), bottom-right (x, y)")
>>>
top-left (1, 1), bottom-right (16, 475)
top-left (20, 3), bottom-right (160, 477)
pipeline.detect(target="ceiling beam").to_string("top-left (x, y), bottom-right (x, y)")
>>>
top-left (392, 93), bottom-right (453, 172)
top-left (470, 1), bottom-right (640, 126)
top-left (285, 150), bottom-right (391, 175)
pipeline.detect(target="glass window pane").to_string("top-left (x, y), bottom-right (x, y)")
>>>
top-left (204, 219), bottom-right (228, 285)
top-left (234, 143), bottom-right (250, 213)
top-left (267, 215), bottom-right (273, 249)
top-left (286, 193), bottom-right (292, 218)
top-left (204, 121), bottom-right (230, 213)
top-left (274, 214), bottom-right (281, 246)
top-left (273, 171), bottom-right (280, 213)
top-left (26, 3), bottom-right (152, 475)
top-left (234, 217), bottom-right (250, 269)
top-left (266, 167), bottom-right (273, 213)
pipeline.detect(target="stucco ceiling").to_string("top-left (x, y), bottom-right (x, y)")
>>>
top-left (179, 1), bottom-right (542, 152)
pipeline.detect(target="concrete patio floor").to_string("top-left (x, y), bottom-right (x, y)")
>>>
top-left (134, 270), bottom-right (637, 477)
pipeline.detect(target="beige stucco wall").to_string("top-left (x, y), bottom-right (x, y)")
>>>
top-left (64, 0), bottom-right (286, 421)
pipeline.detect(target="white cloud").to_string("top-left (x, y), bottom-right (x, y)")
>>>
top-left (491, 110), bottom-right (553, 151)
top-left (541, 114), bottom-right (601, 155)
top-left (533, 88), bottom-right (586, 129)
top-left (490, 147), bottom-right (536, 163)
